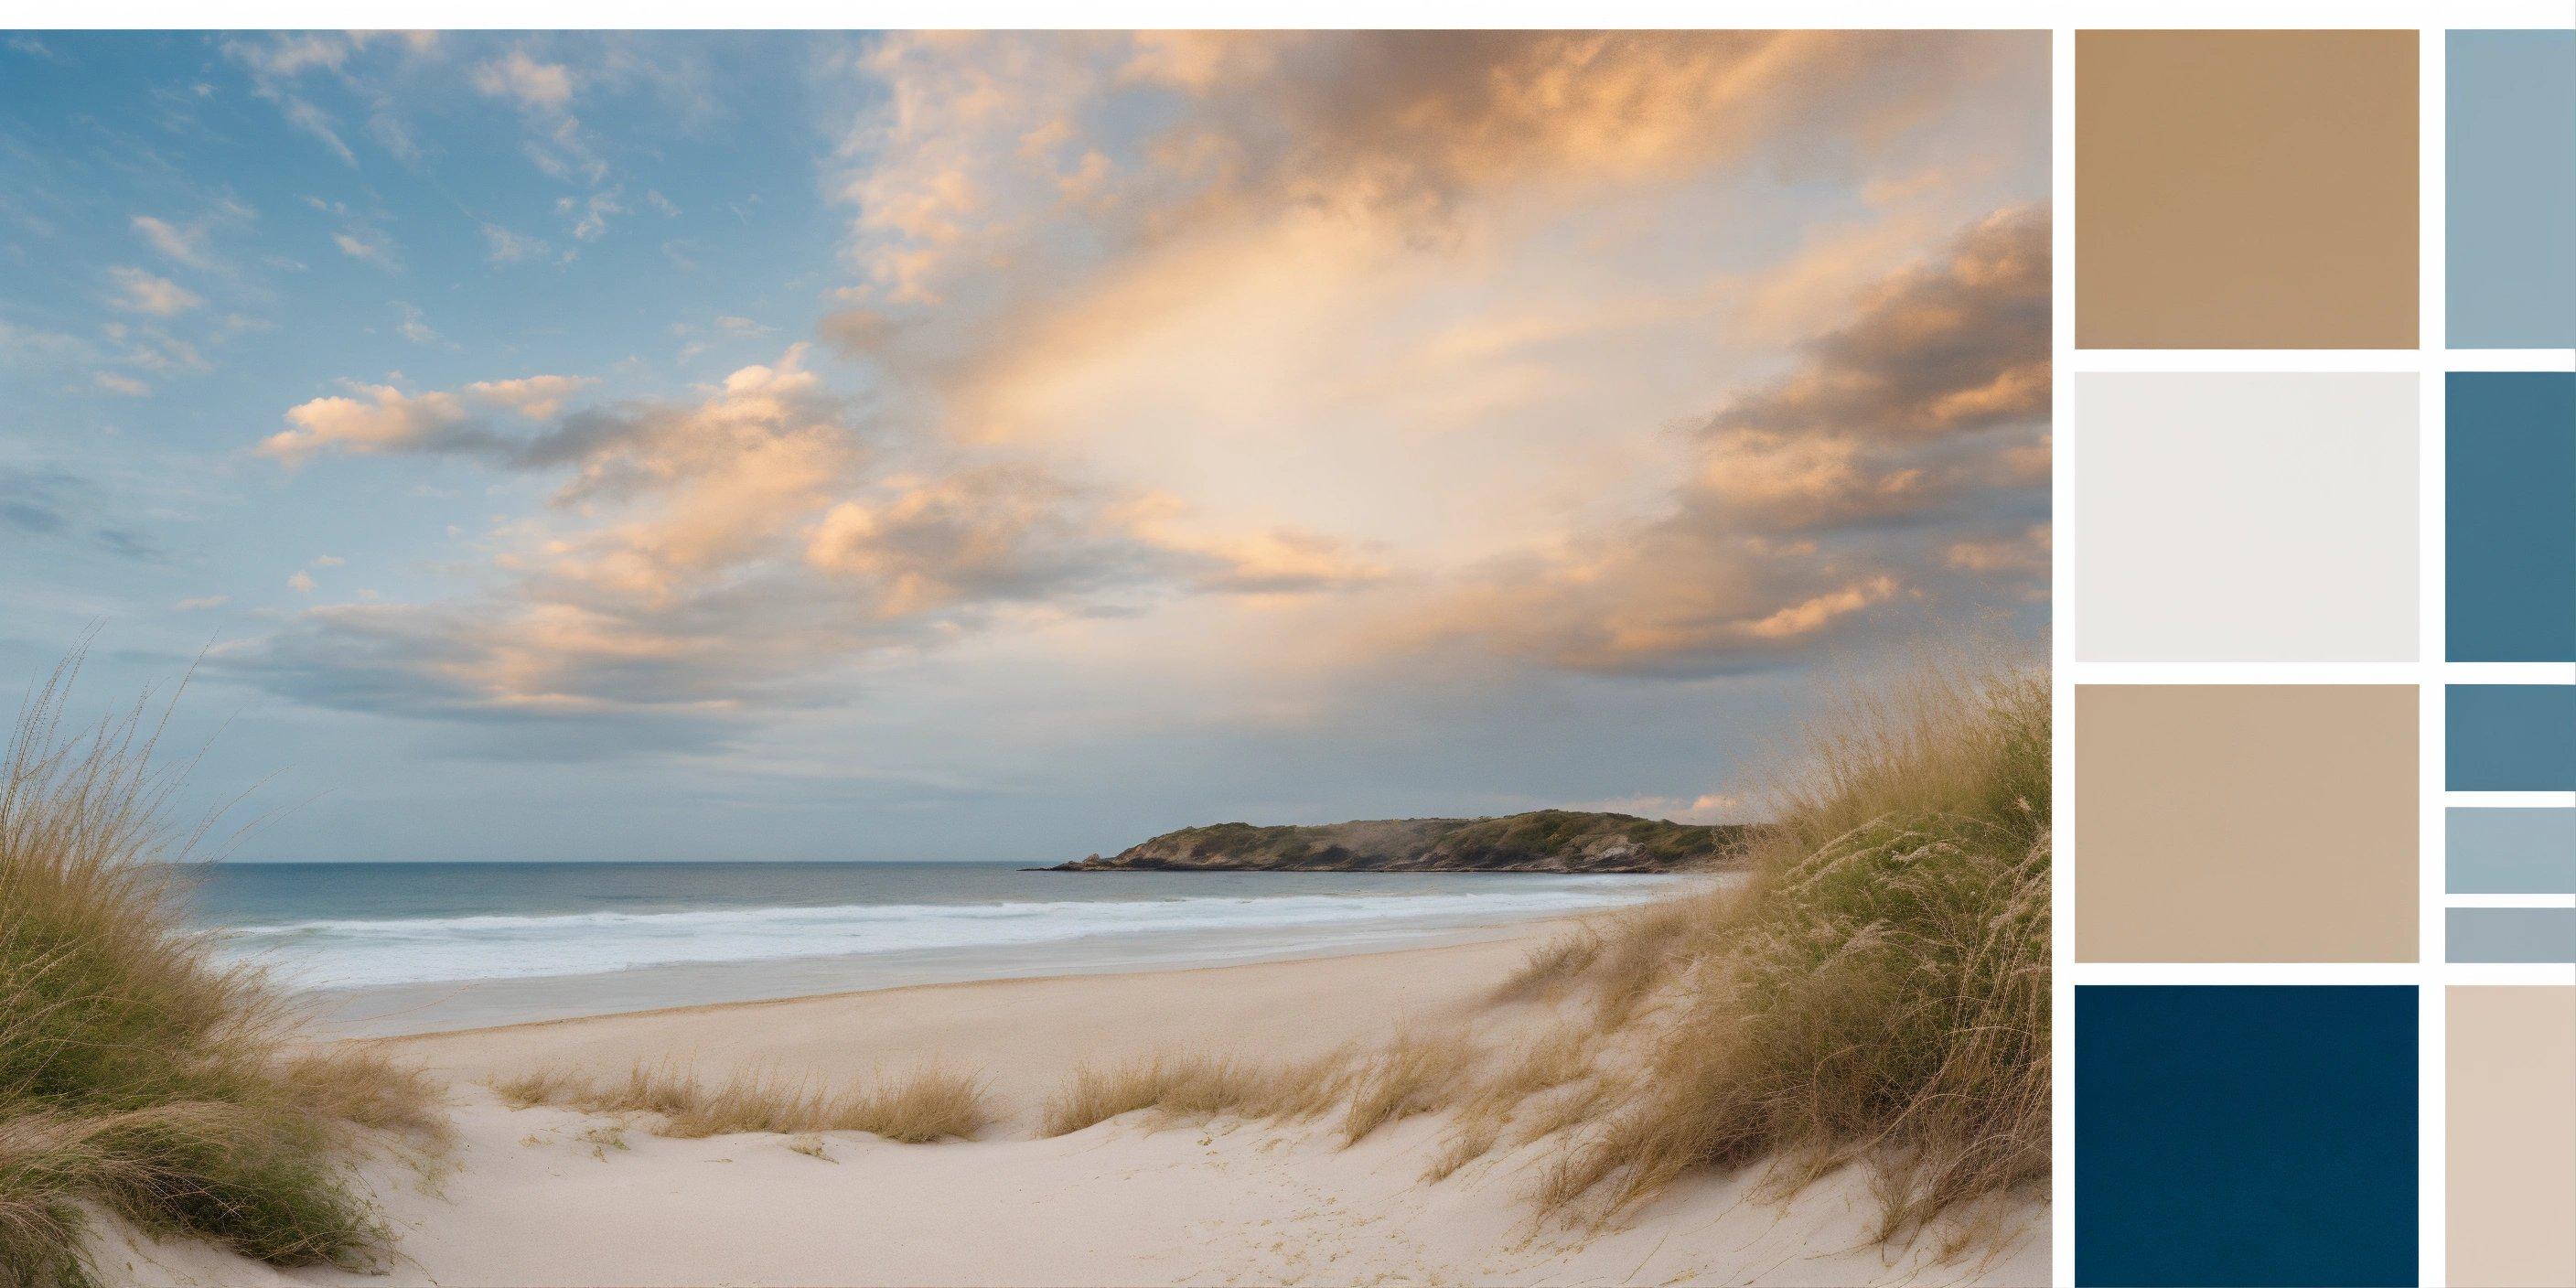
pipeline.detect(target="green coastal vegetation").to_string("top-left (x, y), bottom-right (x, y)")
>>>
top-left (1051, 809), bottom-right (1749, 873)
top-left (0, 663), bottom-right (442, 1287)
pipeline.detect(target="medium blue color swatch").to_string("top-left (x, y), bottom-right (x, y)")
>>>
top-left (2448, 808), bottom-right (2576, 893)
top-left (2448, 907), bottom-right (2576, 962)
top-left (2448, 685), bottom-right (2576, 789)
top-left (2447, 373), bottom-right (2576, 661)
top-left (2449, 31), bottom-right (2576, 347)
top-left (2077, 985), bottom-right (2418, 1287)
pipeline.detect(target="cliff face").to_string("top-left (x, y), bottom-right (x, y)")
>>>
top-left (1046, 810), bottom-right (1749, 874)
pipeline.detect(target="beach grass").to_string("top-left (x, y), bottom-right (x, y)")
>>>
top-left (1030, 650), bottom-right (2050, 1243)
top-left (0, 660), bottom-right (445, 1287)
top-left (1038, 1051), bottom-right (1350, 1138)
top-left (493, 1063), bottom-right (991, 1144)
top-left (1529, 654), bottom-right (2050, 1237)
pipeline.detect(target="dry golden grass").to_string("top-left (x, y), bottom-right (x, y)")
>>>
top-left (492, 1063), bottom-right (990, 1144)
top-left (2, 658), bottom-right (445, 1285)
top-left (1418, 1025), bottom-right (1601, 1180)
top-left (1339, 1030), bottom-right (1475, 1145)
top-left (1016, 653), bottom-right (2046, 1252)
top-left (1529, 656), bottom-right (2051, 1240)
top-left (1038, 1051), bottom-right (1348, 1138)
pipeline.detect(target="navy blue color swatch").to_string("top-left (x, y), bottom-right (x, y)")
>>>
top-left (2448, 373), bottom-right (2576, 661)
top-left (2077, 985), bottom-right (2418, 1287)
top-left (2448, 685), bottom-right (2576, 790)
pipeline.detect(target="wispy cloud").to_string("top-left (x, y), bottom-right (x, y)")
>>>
top-left (103, 265), bottom-right (201, 316)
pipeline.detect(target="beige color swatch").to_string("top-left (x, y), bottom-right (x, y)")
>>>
top-left (2450, 986), bottom-right (2576, 1288)
top-left (2076, 685), bottom-right (2417, 962)
top-left (2077, 30), bottom-right (2419, 348)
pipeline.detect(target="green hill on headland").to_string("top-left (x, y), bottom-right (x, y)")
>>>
top-left (1046, 810), bottom-right (1749, 874)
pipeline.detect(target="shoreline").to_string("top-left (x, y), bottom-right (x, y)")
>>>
top-left (348, 918), bottom-right (1593, 1122)
top-left (330, 912), bottom-right (1591, 1045)
top-left (289, 871), bottom-right (1722, 1038)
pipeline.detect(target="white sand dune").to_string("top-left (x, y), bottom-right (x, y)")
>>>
top-left (96, 927), bottom-right (2045, 1287)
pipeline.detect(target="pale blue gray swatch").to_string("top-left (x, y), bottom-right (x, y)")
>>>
top-left (2449, 907), bottom-right (2576, 963)
top-left (2448, 809), bottom-right (2576, 893)
top-left (2450, 31), bottom-right (2576, 347)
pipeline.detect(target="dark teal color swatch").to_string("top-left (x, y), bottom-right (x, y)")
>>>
top-left (2448, 373), bottom-right (2575, 661)
top-left (2077, 986), bottom-right (2417, 1287)
top-left (2448, 808), bottom-right (2576, 893)
top-left (2449, 685), bottom-right (2576, 789)
top-left (2449, 31), bottom-right (2576, 347)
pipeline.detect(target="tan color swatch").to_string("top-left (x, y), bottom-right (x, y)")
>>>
top-left (2450, 986), bottom-right (2576, 1288)
top-left (2077, 30), bottom-right (2419, 348)
top-left (2076, 685), bottom-right (2417, 962)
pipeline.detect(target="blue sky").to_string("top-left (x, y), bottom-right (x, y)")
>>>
top-left (1, 32), bottom-right (2050, 862)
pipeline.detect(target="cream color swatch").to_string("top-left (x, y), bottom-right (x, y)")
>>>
top-left (2450, 986), bottom-right (2576, 1288)
top-left (2076, 372), bottom-right (2419, 661)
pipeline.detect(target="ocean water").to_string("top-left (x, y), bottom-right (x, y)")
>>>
top-left (181, 862), bottom-right (1696, 1037)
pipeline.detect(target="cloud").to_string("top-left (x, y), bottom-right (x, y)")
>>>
top-left (92, 370), bottom-right (152, 397)
top-left (464, 374), bottom-right (595, 418)
top-left (104, 266), bottom-right (202, 316)
top-left (480, 223), bottom-right (550, 264)
top-left (257, 371), bottom-right (596, 464)
top-left (231, 346), bottom-right (1383, 749)
top-left (173, 595), bottom-right (232, 611)
top-left (0, 467), bottom-right (160, 560)
top-left (1567, 792), bottom-right (1754, 825)
top-left (821, 31), bottom-right (2035, 314)
top-left (288, 570), bottom-right (317, 593)
top-left (260, 384), bottom-right (478, 464)
top-left (1701, 205), bottom-right (2050, 445)
top-left (333, 228), bottom-right (401, 272)
top-left (471, 49), bottom-right (574, 112)
top-left (561, 189), bottom-right (622, 242)
top-left (393, 301), bottom-right (445, 346)
top-left (1401, 204), bottom-right (2050, 678)
top-left (220, 34), bottom-right (364, 164)
top-left (133, 215), bottom-right (212, 267)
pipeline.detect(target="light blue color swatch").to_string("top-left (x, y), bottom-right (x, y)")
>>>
top-left (2450, 30), bottom-right (2576, 347)
top-left (2448, 809), bottom-right (2576, 894)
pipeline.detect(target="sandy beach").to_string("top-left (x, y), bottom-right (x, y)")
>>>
top-left (92, 923), bottom-right (2046, 1287)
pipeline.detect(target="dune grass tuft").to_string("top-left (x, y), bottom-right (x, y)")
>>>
top-left (1339, 1030), bottom-right (1476, 1145)
top-left (494, 1063), bottom-right (990, 1144)
top-left (1, 659), bottom-right (446, 1286)
top-left (1530, 656), bottom-right (2050, 1238)
top-left (1039, 1051), bottom-right (1348, 1138)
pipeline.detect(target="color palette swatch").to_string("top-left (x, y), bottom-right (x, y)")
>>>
top-left (2077, 986), bottom-right (2419, 1287)
top-left (2447, 374), bottom-right (2576, 662)
top-left (2448, 32), bottom-right (2576, 348)
top-left (2446, 808), bottom-right (2576, 894)
top-left (2076, 30), bottom-right (2418, 348)
top-left (2077, 373), bottom-right (2418, 661)
top-left (2446, 908), bottom-right (2576, 964)
top-left (2075, 685), bottom-right (2417, 963)
top-left (2448, 685), bottom-right (2576, 791)
top-left (2448, 987), bottom-right (2576, 1287)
